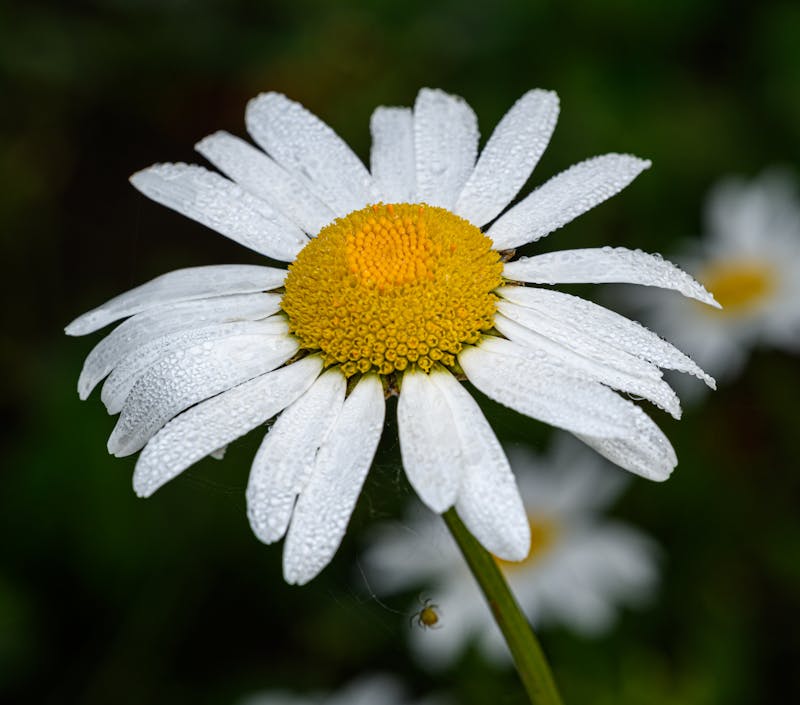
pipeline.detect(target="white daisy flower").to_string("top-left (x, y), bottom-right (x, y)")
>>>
top-left (239, 674), bottom-right (446, 705)
top-left (640, 169), bottom-right (800, 383)
top-left (67, 88), bottom-right (716, 586)
top-left (363, 437), bottom-right (660, 667)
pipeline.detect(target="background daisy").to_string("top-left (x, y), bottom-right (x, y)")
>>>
top-left (639, 169), bottom-right (800, 385)
top-left (364, 437), bottom-right (659, 667)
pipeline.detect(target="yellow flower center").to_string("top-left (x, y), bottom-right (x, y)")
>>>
top-left (496, 515), bottom-right (559, 573)
top-left (282, 203), bottom-right (502, 377)
top-left (699, 260), bottom-right (777, 314)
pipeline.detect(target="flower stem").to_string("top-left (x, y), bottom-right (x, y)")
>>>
top-left (442, 508), bottom-right (564, 705)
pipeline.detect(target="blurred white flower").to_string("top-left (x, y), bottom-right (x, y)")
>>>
top-left (67, 87), bottom-right (713, 586)
top-left (239, 674), bottom-right (445, 705)
top-left (641, 169), bottom-right (800, 385)
top-left (364, 437), bottom-right (660, 667)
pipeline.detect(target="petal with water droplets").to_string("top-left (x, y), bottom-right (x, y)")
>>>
top-left (574, 405), bottom-right (677, 481)
top-left (455, 89), bottom-right (559, 227)
top-left (494, 310), bottom-right (682, 418)
top-left (130, 163), bottom-right (308, 260)
top-left (110, 331), bottom-right (298, 457)
top-left (76, 293), bottom-right (282, 400)
top-left (414, 88), bottom-right (479, 209)
top-left (247, 369), bottom-right (346, 544)
top-left (497, 285), bottom-right (715, 387)
top-left (246, 92), bottom-right (376, 216)
top-left (133, 356), bottom-right (323, 498)
top-left (504, 247), bottom-right (720, 307)
top-left (433, 370), bottom-right (530, 561)
top-left (488, 154), bottom-right (650, 250)
top-left (101, 317), bottom-right (289, 414)
top-left (370, 106), bottom-right (416, 203)
top-left (66, 265), bottom-right (286, 337)
top-left (195, 130), bottom-right (334, 236)
top-left (459, 337), bottom-right (640, 439)
top-left (283, 374), bottom-right (385, 585)
top-left (397, 368), bottom-right (462, 513)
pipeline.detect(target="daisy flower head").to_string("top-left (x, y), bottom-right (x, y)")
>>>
top-left (363, 437), bottom-right (660, 667)
top-left (67, 88), bottom-right (717, 586)
top-left (641, 169), bottom-right (800, 383)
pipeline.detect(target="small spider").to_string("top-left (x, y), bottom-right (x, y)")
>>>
top-left (410, 596), bottom-right (441, 630)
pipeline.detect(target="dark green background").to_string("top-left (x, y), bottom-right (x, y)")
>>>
top-left (2, 1), bottom-right (799, 703)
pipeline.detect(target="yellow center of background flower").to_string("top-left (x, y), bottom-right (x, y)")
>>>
top-left (282, 203), bottom-right (502, 377)
top-left (495, 516), bottom-right (559, 572)
top-left (700, 260), bottom-right (776, 313)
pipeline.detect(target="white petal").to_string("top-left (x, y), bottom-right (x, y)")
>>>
top-left (101, 317), bottom-right (289, 414)
top-left (133, 356), bottom-right (322, 498)
top-left (496, 297), bottom-right (661, 380)
top-left (369, 107), bottom-right (416, 203)
top-left (459, 337), bottom-right (640, 439)
top-left (245, 92), bottom-right (376, 216)
top-left (77, 293), bottom-right (282, 400)
top-left (283, 374), bottom-right (385, 585)
top-left (504, 247), bottom-right (720, 307)
top-left (488, 154), bottom-right (651, 250)
top-left (109, 331), bottom-right (298, 457)
top-left (397, 369), bottom-right (462, 513)
top-left (129, 163), bottom-right (308, 260)
top-left (66, 265), bottom-right (286, 336)
top-left (414, 88), bottom-right (479, 209)
top-left (246, 369), bottom-right (346, 544)
top-left (494, 310), bottom-right (682, 418)
top-left (498, 286), bottom-right (715, 387)
top-left (433, 371), bottom-right (530, 561)
top-left (574, 405), bottom-right (677, 481)
top-left (454, 89), bottom-right (559, 226)
top-left (195, 130), bottom-right (335, 236)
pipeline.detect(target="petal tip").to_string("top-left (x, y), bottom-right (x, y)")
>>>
top-left (194, 130), bottom-right (226, 153)
top-left (132, 476), bottom-right (154, 498)
top-left (64, 319), bottom-right (86, 336)
top-left (282, 561), bottom-right (315, 587)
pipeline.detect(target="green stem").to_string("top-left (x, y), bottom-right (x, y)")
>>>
top-left (442, 509), bottom-right (564, 705)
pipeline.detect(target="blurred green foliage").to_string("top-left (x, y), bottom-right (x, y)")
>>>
top-left (2, 1), bottom-right (799, 703)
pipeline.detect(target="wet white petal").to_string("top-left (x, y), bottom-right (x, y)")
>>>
top-left (488, 154), bottom-right (651, 250)
top-left (574, 405), bottom-right (677, 481)
top-left (283, 374), bottom-right (385, 585)
top-left (77, 293), bottom-right (282, 400)
top-left (66, 265), bottom-right (286, 336)
top-left (109, 332), bottom-right (298, 457)
top-left (498, 285), bottom-right (716, 387)
top-left (101, 317), bottom-right (289, 414)
top-left (246, 92), bottom-right (376, 216)
top-left (504, 247), bottom-right (720, 307)
top-left (455, 89), bottom-right (559, 227)
top-left (130, 163), bottom-right (308, 260)
top-left (247, 369), bottom-right (346, 544)
top-left (370, 107), bottom-right (416, 203)
top-left (433, 370), bottom-right (530, 561)
top-left (496, 296), bottom-right (662, 380)
top-left (133, 356), bottom-right (322, 498)
top-left (459, 337), bottom-right (640, 439)
top-left (414, 88), bottom-right (479, 209)
top-left (195, 130), bottom-right (334, 236)
top-left (494, 310), bottom-right (682, 418)
top-left (397, 369), bottom-right (462, 513)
